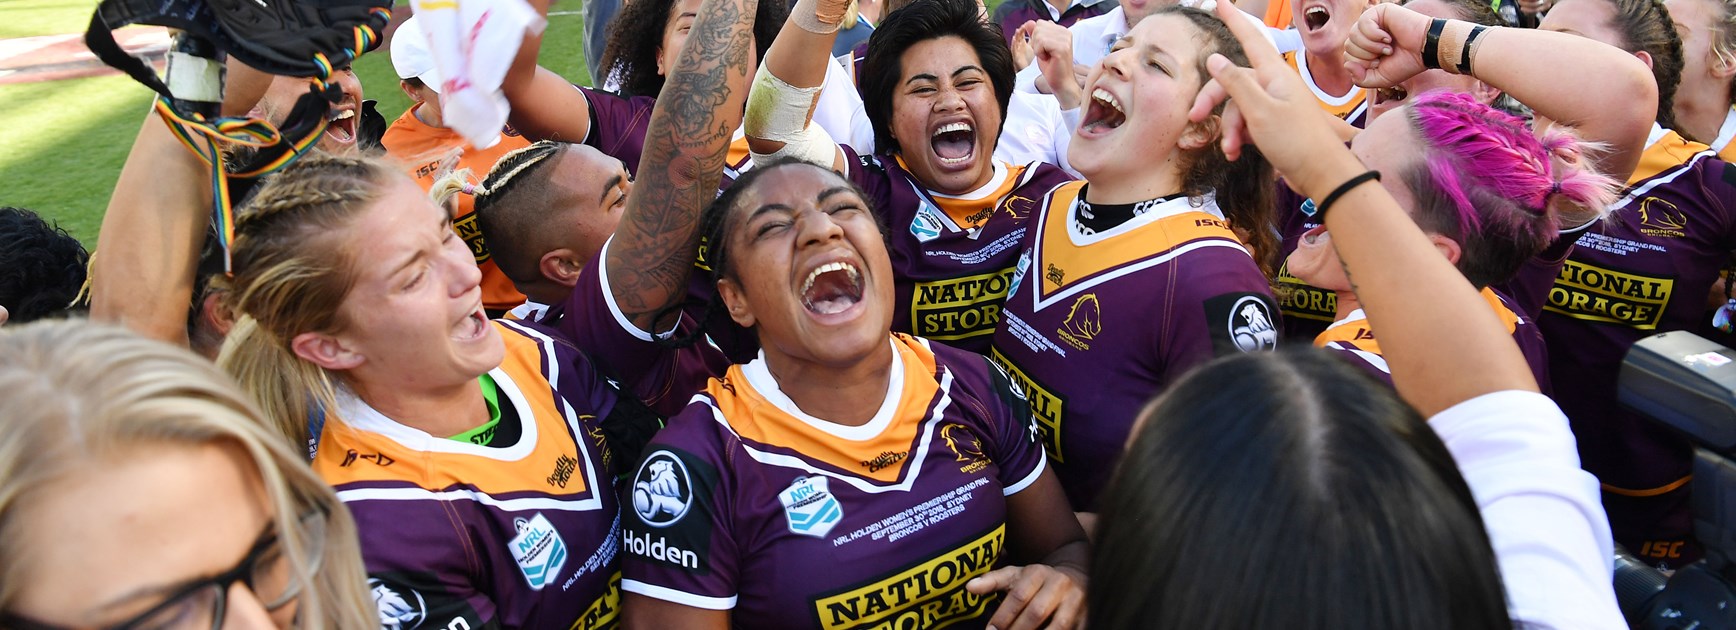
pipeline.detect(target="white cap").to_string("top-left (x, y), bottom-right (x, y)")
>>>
top-left (391, 15), bottom-right (442, 93)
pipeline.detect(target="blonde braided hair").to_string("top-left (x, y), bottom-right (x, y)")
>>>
top-left (218, 153), bottom-right (395, 450)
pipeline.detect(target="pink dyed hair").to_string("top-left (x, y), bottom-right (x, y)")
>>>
top-left (1401, 90), bottom-right (1620, 287)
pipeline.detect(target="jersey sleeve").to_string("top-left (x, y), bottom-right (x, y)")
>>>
top-left (1709, 159), bottom-right (1736, 250)
top-left (1160, 248), bottom-right (1281, 387)
top-left (580, 86), bottom-right (655, 168)
top-left (982, 358), bottom-right (1048, 496)
top-left (554, 241), bottom-right (730, 419)
top-left (841, 146), bottom-right (896, 214)
top-left (620, 405), bottom-right (741, 610)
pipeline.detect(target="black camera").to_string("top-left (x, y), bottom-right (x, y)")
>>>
top-left (1614, 331), bottom-right (1736, 628)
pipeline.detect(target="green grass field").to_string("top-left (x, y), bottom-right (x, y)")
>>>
top-left (0, 3), bottom-right (591, 245)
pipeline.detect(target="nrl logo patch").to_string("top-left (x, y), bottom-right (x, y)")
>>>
top-left (780, 476), bottom-right (843, 538)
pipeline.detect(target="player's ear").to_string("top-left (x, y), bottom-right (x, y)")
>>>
top-left (539, 249), bottom-right (585, 288)
top-left (291, 331), bottom-right (364, 371)
top-left (718, 277), bottom-right (757, 328)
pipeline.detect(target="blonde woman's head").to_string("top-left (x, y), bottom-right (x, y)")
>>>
top-left (0, 320), bottom-right (375, 628)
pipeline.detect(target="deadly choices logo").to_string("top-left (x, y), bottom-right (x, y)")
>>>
top-left (632, 451), bottom-right (695, 527)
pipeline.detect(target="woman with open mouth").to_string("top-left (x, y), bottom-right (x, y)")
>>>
top-left (1288, 0), bottom-right (1374, 126)
top-left (88, 0), bottom-right (758, 621)
top-left (745, 0), bottom-right (1076, 352)
top-left (987, 5), bottom-right (1282, 515)
top-left (618, 159), bottom-right (1089, 630)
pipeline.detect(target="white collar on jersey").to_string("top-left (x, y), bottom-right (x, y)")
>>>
top-left (1066, 189), bottom-right (1223, 247)
top-left (1323, 308), bottom-right (1368, 332)
top-left (1715, 109), bottom-right (1736, 154)
top-left (740, 336), bottom-right (909, 442)
top-left (927, 160), bottom-right (1011, 202)
top-left (331, 366), bottom-right (541, 461)
top-left (1293, 50), bottom-right (1360, 106)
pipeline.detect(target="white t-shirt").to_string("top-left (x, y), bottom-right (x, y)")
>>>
top-left (1429, 391), bottom-right (1625, 630)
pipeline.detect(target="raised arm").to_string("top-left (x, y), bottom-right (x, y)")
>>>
top-left (605, 0), bottom-right (760, 330)
top-left (1196, 0), bottom-right (1534, 414)
top-left (88, 57), bottom-right (278, 343)
top-left (1346, 3), bottom-right (1655, 182)
top-left (742, 0), bottom-right (849, 169)
top-left (500, 0), bottom-right (595, 143)
top-left (88, 114), bottom-right (211, 344)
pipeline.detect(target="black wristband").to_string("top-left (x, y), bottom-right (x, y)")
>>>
top-left (1422, 18), bottom-right (1447, 70)
top-left (1459, 25), bottom-right (1488, 74)
top-left (1317, 171), bottom-right (1383, 221)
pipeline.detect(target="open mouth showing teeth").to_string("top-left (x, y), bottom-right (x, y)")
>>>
top-left (1304, 6), bottom-right (1330, 31)
top-left (1082, 88), bottom-right (1127, 132)
top-left (801, 261), bottom-right (864, 316)
top-left (1301, 225), bottom-right (1330, 246)
top-left (1374, 86), bottom-right (1408, 105)
top-left (457, 310), bottom-right (488, 340)
top-left (326, 107), bottom-right (357, 144)
top-left (931, 122), bottom-right (976, 166)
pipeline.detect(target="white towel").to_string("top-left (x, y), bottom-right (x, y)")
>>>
top-left (407, 0), bottom-right (545, 149)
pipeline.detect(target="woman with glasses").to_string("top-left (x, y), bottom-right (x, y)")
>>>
top-left (0, 320), bottom-right (375, 629)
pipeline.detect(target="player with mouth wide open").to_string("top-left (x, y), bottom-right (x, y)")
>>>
top-left (618, 159), bottom-right (1089, 630)
top-left (988, 5), bottom-right (1282, 517)
top-left (745, 0), bottom-right (1075, 352)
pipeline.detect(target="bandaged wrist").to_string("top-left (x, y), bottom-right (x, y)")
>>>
top-left (746, 63), bottom-right (824, 143)
top-left (1437, 20), bottom-right (1475, 75)
top-left (792, 0), bottom-right (850, 35)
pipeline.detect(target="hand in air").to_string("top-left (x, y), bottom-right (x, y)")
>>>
top-left (965, 564), bottom-right (1086, 630)
top-left (1344, 3), bottom-right (1434, 88)
top-left (1188, 0), bottom-right (1352, 183)
top-left (1018, 20), bottom-right (1084, 109)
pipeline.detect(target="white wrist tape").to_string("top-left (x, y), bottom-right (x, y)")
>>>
top-left (792, 0), bottom-right (849, 34)
top-left (753, 124), bottom-right (841, 169)
top-left (747, 63), bottom-right (824, 143)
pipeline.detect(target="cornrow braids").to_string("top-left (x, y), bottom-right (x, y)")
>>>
top-left (1603, 0), bottom-right (1688, 129)
top-left (219, 153), bottom-right (397, 448)
top-left (473, 141), bottom-right (564, 207)
top-left (472, 141), bottom-right (568, 285)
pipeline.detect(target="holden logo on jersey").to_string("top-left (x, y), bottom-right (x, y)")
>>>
top-left (508, 513), bottom-right (569, 590)
top-left (1230, 296), bottom-right (1279, 352)
top-left (780, 476), bottom-right (844, 537)
top-left (632, 451), bottom-right (694, 527)
top-left (1056, 293), bottom-right (1102, 351)
top-left (941, 423), bottom-right (991, 474)
top-left (1637, 197), bottom-right (1688, 238)
top-left (371, 578), bottom-right (427, 629)
top-left (910, 203), bottom-right (945, 243)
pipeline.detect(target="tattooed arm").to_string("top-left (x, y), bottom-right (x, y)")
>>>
top-left (605, 0), bottom-right (758, 330)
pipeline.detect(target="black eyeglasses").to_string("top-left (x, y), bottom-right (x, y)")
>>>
top-left (1, 510), bottom-right (327, 630)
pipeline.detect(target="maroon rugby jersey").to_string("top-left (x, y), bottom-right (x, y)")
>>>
top-left (1536, 126), bottom-right (1736, 561)
top-left (989, 181), bottom-right (1280, 510)
top-left (620, 334), bottom-right (1047, 629)
top-left (541, 241), bottom-right (732, 420)
top-left (582, 87), bottom-right (755, 187)
top-left (1314, 288), bottom-right (1551, 393)
top-left (843, 148), bottom-right (1076, 352)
